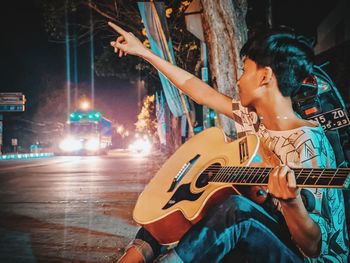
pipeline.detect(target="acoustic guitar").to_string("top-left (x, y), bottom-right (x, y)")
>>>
top-left (133, 127), bottom-right (350, 245)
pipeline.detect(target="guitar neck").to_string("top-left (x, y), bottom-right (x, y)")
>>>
top-left (208, 166), bottom-right (350, 188)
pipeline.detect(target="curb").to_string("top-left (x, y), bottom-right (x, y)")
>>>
top-left (0, 153), bottom-right (55, 160)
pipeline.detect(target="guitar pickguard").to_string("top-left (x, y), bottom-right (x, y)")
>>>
top-left (162, 183), bottom-right (203, 210)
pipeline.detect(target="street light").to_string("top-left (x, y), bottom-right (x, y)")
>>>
top-left (117, 125), bottom-right (124, 134)
top-left (80, 100), bottom-right (90, 110)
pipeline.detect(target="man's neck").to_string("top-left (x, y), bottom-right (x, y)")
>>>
top-left (253, 94), bottom-right (305, 131)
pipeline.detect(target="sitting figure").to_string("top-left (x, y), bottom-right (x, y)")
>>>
top-left (109, 22), bottom-right (349, 263)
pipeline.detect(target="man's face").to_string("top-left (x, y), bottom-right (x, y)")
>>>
top-left (237, 58), bottom-right (263, 107)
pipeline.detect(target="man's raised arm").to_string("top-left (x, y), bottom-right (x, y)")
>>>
top-left (108, 21), bottom-right (233, 118)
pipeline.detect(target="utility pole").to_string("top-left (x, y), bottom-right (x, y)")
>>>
top-left (0, 114), bottom-right (3, 154)
top-left (65, 0), bottom-right (71, 120)
top-left (89, 0), bottom-right (95, 109)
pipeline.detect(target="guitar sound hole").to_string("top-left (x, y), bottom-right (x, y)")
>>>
top-left (195, 163), bottom-right (221, 188)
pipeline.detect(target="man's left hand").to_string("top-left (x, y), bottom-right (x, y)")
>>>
top-left (268, 165), bottom-right (301, 202)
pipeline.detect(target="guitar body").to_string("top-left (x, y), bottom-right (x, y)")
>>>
top-left (133, 127), bottom-right (280, 245)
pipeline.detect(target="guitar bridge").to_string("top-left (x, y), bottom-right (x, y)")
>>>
top-left (167, 154), bottom-right (200, 192)
top-left (239, 138), bottom-right (249, 164)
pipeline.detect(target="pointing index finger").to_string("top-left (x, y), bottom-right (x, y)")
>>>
top-left (108, 21), bottom-right (128, 36)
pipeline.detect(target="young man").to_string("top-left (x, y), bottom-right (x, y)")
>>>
top-left (109, 22), bottom-right (349, 263)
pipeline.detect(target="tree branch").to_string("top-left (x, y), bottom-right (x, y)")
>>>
top-left (84, 1), bottom-right (117, 22)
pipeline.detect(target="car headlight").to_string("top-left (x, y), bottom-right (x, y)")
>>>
top-left (85, 138), bottom-right (100, 151)
top-left (59, 138), bottom-right (82, 152)
top-left (128, 138), bottom-right (152, 155)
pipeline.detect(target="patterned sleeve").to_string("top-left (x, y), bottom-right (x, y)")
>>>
top-left (294, 128), bottom-right (349, 262)
top-left (231, 99), bottom-right (262, 138)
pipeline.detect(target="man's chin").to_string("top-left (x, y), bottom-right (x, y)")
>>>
top-left (240, 100), bottom-right (249, 107)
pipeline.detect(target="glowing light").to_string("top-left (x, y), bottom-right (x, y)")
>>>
top-left (117, 126), bottom-right (124, 134)
top-left (85, 138), bottom-right (100, 151)
top-left (59, 137), bottom-right (83, 152)
top-left (128, 137), bottom-right (152, 155)
top-left (80, 100), bottom-right (90, 110)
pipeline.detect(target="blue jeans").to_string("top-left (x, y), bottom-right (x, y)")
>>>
top-left (134, 195), bottom-right (304, 263)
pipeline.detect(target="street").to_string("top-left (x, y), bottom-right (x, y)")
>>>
top-left (0, 150), bottom-right (166, 262)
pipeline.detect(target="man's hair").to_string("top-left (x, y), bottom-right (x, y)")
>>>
top-left (240, 29), bottom-right (314, 97)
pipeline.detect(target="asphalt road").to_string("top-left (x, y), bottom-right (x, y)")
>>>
top-left (0, 150), bottom-right (166, 262)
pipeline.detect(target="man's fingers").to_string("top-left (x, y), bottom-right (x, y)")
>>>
top-left (281, 165), bottom-right (297, 188)
top-left (279, 165), bottom-right (288, 186)
top-left (287, 170), bottom-right (297, 188)
top-left (117, 36), bottom-right (125, 43)
top-left (267, 166), bottom-right (278, 196)
top-left (267, 165), bottom-right (300, 201)
top-left (108, 21), bottom-right (128, 36)
top-left (111, 40), bottom-right (124, 50)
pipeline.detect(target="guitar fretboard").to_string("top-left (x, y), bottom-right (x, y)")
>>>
top-left (207, 165), bottom-right (350, 188)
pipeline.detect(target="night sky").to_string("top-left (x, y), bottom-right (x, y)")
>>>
top-left (0, 0), bottom-right (139, 146)
top-left (0, 1), bottom-right (64, 111)
top-left (0, 0), bottom-right (346, 149)
top-left (0, 0), bottom-right (339, 92)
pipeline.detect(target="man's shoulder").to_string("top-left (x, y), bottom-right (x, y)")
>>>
top-left (292, 125), bottom-right (327, 147)
top-left (292, 126), bottom-right (336, 168)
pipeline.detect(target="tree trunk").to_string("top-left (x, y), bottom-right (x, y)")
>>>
top-left (200, 0), bottom-right (248, 138)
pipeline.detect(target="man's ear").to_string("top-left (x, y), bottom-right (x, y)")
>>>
top-left (260, 67), bottom-right (273, 86)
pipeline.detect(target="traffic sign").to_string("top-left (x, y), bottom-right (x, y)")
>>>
top-left (0, 104), bottom-right (25, 112)
top-left (11, 138), bottom-right (18, 146)
top-left (0, 93), bottom-right (26, 105)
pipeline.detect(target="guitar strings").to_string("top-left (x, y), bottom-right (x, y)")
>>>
top-left (203, 167), bottom-right (349, 185)
top-left (208, 171), bottom-right (347, 185)
top-left (204, 166), bottom-right (350, 176)
top-left (208, 172), bottom-right (349, 180)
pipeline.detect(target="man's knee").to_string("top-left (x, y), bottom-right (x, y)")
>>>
top-left (221, 195), bottom-right (255, 214)
top-left (205, 195), bottom-right (256, 227)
